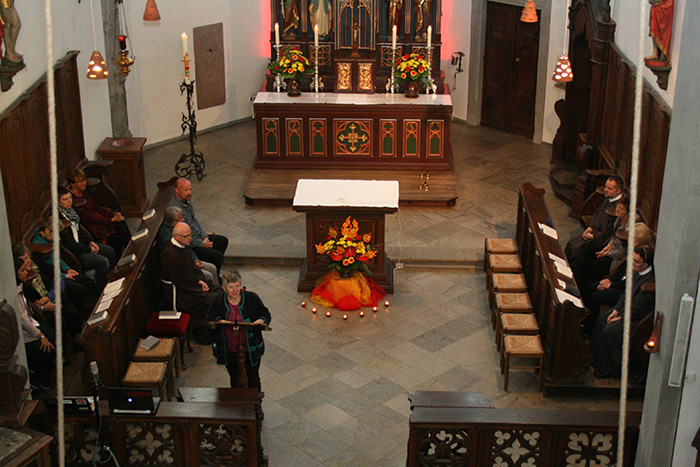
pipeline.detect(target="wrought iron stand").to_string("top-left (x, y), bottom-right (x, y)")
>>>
top-left (175, 80), bottom-right (205, 180)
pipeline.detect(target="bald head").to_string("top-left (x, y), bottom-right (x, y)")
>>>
top-left (172, 222), bottom-right (192, 245)
top-left (175, 178), bottom-right (193, 201)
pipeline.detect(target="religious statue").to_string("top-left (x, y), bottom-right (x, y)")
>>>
top-left (387, 0), bottom-right (403, 36)
top-left (413, 0), bottom-right (433, 41)
top-left (282, 0), bottom-right (300, 40)
top-left (0, 0), bottom-right (23, 65)
top-left (309, 0), bottom-right (332, 39)
top-left (645, 0), bottom-right (674, 67)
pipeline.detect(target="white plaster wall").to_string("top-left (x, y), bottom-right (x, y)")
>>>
top-left (541, 0), bottom-right (567, 143)
top-left (440, 0), bottom-right (471, 121)
top-left (613, 0), bottom-right (685, 107)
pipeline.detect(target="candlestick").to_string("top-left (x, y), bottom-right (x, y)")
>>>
top-left (427, 25), bottom-right (432, 48)
top-left (392, 25), bottom-right (397, 49)
top-left (274, 23), bottom-right (280, 47)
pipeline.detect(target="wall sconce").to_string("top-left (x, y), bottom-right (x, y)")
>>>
top-left (520, 0), bottom-right (538, 23)
top-left (644, 311), bottom-right (663, 353)
top-left (143, 0), bottom-right (161, 21)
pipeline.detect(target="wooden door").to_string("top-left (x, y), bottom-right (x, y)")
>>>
top-left (481, 1), bottom-right (540, 138)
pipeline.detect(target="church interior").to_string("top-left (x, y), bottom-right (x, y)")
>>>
top-left (1, 0), bottom-right (700, 466)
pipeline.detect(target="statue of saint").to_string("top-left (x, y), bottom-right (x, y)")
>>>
top-left (645, 0), bottom-right (674, 66)
top-left (413, 0), bottom-right (432, 41)
top-left (309, 0), bottom-right (332, 38)
top-left (0, 0), bottom-right (22, 64)
top-left (282, 0), bottom-right (300, 40)
top-left (387, 0), bottom-right (403, 36)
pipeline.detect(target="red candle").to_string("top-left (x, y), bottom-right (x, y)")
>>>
top-left (118, 35), bottom-right (127, 51)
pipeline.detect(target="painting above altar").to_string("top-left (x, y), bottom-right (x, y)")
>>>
top-left (267, 0), bottom-right (445, 94)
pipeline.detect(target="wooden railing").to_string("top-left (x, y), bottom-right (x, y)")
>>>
top-left (407, 406), bottom-right (640, 466)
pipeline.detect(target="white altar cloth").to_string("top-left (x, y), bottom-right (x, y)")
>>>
top-left (293, 179), bottom-right (399, 209)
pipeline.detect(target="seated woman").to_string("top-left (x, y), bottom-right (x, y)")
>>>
top-left (58, 186), bottom-right (116, 287)
top-left (15, 257), bottom-right (57, 390)
top-left (13, 243), bottom-right (84, 344)
top-left (68, 169), bottom-right (131, 257)
top-left (590, 246), bottom-right (655, 378)
top-left (31, 217), bottom-right (98, 308)
top-left (206, 270), bottom-right (271, 389)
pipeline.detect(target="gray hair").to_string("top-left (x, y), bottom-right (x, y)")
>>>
top-left (222, 270), bottom-right (242, 284)
top-left (164, 206), bottom-right (183, 227)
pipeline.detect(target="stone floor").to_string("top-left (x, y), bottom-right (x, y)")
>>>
top-left (142, 120), bottom-right (638, 466)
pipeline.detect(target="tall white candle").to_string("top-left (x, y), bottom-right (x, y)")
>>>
top-left (274, 23), bottom-right (280, 47)
top-left (314, 24), bottom-right (319, 49)
top-left (392, 25), bottom-right (397, 49)
top-left (181, 33), bottom-right (188, 56)
top-left (427, 26), bottom-right (432, 48)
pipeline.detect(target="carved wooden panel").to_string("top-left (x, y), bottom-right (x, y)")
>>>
top-left (427, 120), bottom-right (443, 157)
top-left (403, 120), bottom-right (420, 158)
top-left (193, 23), bottom-right (226, 110)
top-left (309, 118), bottom-right (327, 157)
top-left (262, 118), bottom-right (280, 156)
top-left (379, 119), bottom-right (397, 157)
top-left (334, 119), bottom-right (372, 156)
top-left (286, 118), bottom-right (304, 156)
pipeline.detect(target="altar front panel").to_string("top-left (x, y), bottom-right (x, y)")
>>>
top-left (254, 92), bottom-right (452, 170)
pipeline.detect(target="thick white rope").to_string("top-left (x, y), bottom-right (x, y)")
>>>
top-left (45, 0), bottom-right (65, 465)
top-left (617, 0), bottom-right (649, 463)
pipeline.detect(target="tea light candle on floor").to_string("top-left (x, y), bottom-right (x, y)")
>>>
top-left (384, 301), bottom-right (390, 307)
top-left (301, 301), bottom-right (307, 307)
top-left (343, 314), bottom-right (348, 320)
top-left (359, 311), bottom-right (365, 317)
top-left (372, 306), bottom-right (378, 312)
top-left (326, 311), bottom-right (331, 317)
top-left (312, 307), bottom-right (317, 313)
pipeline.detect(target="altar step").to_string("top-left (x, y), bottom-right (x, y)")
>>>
top-left (243, 168), bottom-right (458, 207)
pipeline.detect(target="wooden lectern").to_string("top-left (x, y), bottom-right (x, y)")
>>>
top-left (209, 320), bottom-right (270, 388)
top-left (293, 179), bottom-right (399, 293)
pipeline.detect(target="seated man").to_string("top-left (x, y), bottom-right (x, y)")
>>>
top-left (565, 176), bottom-right (624, 264)
top-left (158, 206), bottom-right (219, 286)
top-left (168, 178), bottom-right (228, 275)
top-left (160, 222), bottom-right (221, 325)
top-left (590, 246), bottom-right (655, 378)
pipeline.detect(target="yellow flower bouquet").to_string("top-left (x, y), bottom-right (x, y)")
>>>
top-left (315, 217), bottom-right (378, 276)
top-left (268, 46), bottom-right (313, 85)
top-left (393, 52), bottom-right (431, 85)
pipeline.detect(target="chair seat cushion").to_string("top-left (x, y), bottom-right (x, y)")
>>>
top-left (145, 312), bottom-right (190, 337)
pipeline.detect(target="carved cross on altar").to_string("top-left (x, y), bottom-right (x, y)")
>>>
top-left (350, 20), bottom-right (364, 58)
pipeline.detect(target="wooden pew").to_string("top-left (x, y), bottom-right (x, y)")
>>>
top-left (516, 183), bottom-right (590, 389)
top-left (77, 178), bottom-right (177, 388)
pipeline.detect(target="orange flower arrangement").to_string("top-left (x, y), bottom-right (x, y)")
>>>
top-left (393, 52), bottom-right (431, 85)
top-left (315, 217), bottom-right (378, 275)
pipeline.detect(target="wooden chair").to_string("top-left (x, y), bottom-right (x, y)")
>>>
top-left (500, 334), bottom-right (544, 392)
top-left (489, 273), bottom-right (527, 311)
top-left (484, 238), bottom-right (519, 272)
top-left (496, 313), bottom-right (539, 351)
top-left (492, 291), bottom-right (532, 329)
top-left (485, 253), bottom-right (523, 290)
top-left (122, 361), bottom-right (171, 401)
top-left (133, 337), bottom-right (178, 400)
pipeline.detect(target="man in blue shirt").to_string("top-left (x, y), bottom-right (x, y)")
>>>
top-left (168, 178), bottom-right (228, 275)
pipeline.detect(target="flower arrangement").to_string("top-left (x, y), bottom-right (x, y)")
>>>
top-left (315, 217), bottom-right (378, 275)
top-left (393, 52), bottom-right (432, 85)
top-left (268, 46), bottom-right (313, 85)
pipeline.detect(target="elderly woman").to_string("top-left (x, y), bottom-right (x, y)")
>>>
top-left (68, 169), bottom-right (131, 257)
top-left (206, 270), bottom-right (271, 389)
top-left (58, 186), bottom-right (115, 287)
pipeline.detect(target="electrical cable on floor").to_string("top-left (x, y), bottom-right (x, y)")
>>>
top-left (617, 0), bottom-right (649, 464)
top-left (45, 0), bottom-right (66, 465)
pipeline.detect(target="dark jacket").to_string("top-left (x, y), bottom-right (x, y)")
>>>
top-left (206, 290), bottom-right (271, 367)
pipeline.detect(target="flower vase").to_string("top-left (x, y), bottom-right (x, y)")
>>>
top-left (287, 78), bottom-right (302, 97)
top-left (404, 81), bottom-right (419, 98)
top-left (338, 269), bottom-right (354, 279)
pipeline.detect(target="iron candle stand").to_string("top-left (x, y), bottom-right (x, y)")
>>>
top-left (175, 80), bottom-right (205, 181)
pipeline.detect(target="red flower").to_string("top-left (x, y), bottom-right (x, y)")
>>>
top-left (331, 251), bottom-right (343, 261)
top-left (403, 54), bottom-right (410, 60)
top-left (418, 65), bottom-right (424, 72)
top-left (356, 255), bottom-right (368, 262)
top-left (274, 65), bottom-right (279, 71)
top-left (344, 247), bottom-right (355, 258)
top-left (355, 235), bottom-right (361, 240)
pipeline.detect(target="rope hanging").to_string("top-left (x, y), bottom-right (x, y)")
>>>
top-left (45, 0), bottom-right (66, 465)
top-left (617, 0), bottom-right (650, 463)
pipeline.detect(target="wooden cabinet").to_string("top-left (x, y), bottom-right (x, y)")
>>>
top-left (96, 137), bottom-right (149, 217)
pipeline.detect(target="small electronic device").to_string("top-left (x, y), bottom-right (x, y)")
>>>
top-left (106, 388), bottom-right (160, 415)
top-left (43, 396), bottom-right (96, 414)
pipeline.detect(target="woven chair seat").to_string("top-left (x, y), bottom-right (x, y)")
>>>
top-left (496, 292), bottom-right (532, 312)
top-left (501, 313), bottom-right (539, 333)
top-left (485, 238), bottom-right (518, 254)
top-left (488, 254), bottom-right (523, 273)
top-left (492, 273), bottom-right (527, 292)
top-left (504, 334), bottom-right (543, 356)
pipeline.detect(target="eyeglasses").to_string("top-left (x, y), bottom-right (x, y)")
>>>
top-left (176, 233), bottom-right (192, 238)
